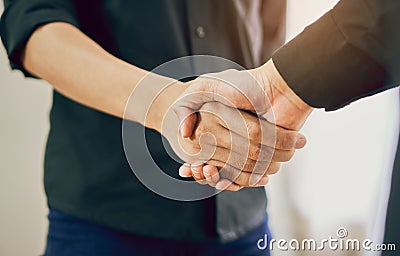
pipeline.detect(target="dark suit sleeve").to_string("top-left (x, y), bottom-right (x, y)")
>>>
top-left (272, 0), bottom-right (400, 111)
top-left (0, 0), bottom-right (79, 76)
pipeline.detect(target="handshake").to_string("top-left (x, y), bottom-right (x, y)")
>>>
top-left (143, 59), bottom-right (313, 192)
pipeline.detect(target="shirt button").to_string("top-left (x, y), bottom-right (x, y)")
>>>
top-left (196, 26), bottom-right (206, 38)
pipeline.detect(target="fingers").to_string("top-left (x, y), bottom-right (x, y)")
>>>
top-left (275, 126), bottom-right (307, 150)
top-left (179, 160), bottom-right (279, 190)
top-left (174, 74), bottom-right (247, 138)
top-left (198, 146), bottom-right (268, 173)
top-left (181, 103), bottom-right (301, 168)
top-left (264, 162), bottom-right (282, 175)
top-left (179, 163), bottom-right (242, 192)
top-left (220, 167), bottom-right (268, 187)
top-left (242, 116), bottom-right (305, 150)
top-left (179, 164), bottom-right (192, 177)
top-left (215, 179), bottom-right (243, 192)
top-left (207, 160), bottom-right (277, 186)
top-left (173, 67), bottom-right (309, 159)
top-left (202, 143), bottom-right (294, 170)
top-left (210, 131), bottom-right (274, 162)
top-left (202, 164), bottom-right (244, 192)
top-left (202, 165), bottom-right (220, 185)
top-left (272, 149), bottom-right (295, 162)
top-left (190, 109), bottom-right (276, 163)
top-left (175, 98), bottom-right (300, 190)
top-left (179, 163), bottom-right (212, 186)
top-left (201, 102), bottom-right (305, 151)
top-left (190, 163), bottom-right (207, 185)
top-left (198, 144), bottom-right (270, 175)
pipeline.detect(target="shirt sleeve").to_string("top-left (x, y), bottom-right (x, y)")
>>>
top-left (272, 0), bottom-right (400, 111)
top-left (0, 0), bottom-right (80, 77)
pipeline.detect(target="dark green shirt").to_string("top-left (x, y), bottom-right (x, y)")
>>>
top-left (0, 0), bottom-right (286, 242)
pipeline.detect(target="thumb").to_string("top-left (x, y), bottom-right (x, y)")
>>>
top-left (174, 106), bottom-right (198, 138)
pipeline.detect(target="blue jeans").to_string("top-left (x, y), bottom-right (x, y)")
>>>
top-left (44, 208), bottom-right (271, 256)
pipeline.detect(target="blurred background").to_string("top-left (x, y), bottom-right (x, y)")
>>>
top-left (0, 0), bottom-right (399, 255)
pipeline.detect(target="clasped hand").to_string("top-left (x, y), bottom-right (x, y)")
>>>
top-left (169, 60), bottom-right (312, 192)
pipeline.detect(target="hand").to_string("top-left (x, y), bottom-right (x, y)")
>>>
top-left (173, 101), bottom-right (304, 191)
top-left (175, 59), bottom-right (313, 190)
top-left (175, 59), bottom-right (312, 134)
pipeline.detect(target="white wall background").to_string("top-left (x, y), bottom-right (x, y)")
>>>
top-left (0, 2), bottom-right (50, 255)
top-left (267, 1), bottom-right (400, 256)
top-left (0, 1), bottom-right (399, 256)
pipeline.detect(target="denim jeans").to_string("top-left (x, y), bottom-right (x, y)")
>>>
top-left (44, 208), bottom-right (271, 256)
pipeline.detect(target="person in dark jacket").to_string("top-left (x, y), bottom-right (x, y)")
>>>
top-left (177, 0), bottom-right (400, 254)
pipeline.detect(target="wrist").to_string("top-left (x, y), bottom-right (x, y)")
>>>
top-left (146, 80), bottom-right (189, 134)
top-left (265, 59), bottom-right (312, 112)
top-left (254, 59), bottom-right (313, 130)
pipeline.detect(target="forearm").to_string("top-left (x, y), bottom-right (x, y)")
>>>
top-left (22, 22), bottom-right (184, 132)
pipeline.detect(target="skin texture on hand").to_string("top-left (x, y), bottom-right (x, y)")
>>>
top-left (175, 59), bottom-right (313, 191)
top-left (165, 101), bottom-right (302, 190)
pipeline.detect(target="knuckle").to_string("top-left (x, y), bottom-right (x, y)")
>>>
top-left (234, 172), bottom-right (250, 187)
top-left (231, 184), bottom-right (242, 192)
top-left (278, 131), bottom-right (296, 149)
top-left (201, 101), bottom-right (219, 112)
top-left (247, 121), bottom-right (261, 140)
top-left (243, 159), bottom-right (256, 173)
top-left (226, 151), bottom-right (246, 169)
top-left (267, 163), bottom-right (281, 175)
top-left (194, 124), bottom-right (208, 138)
top-left (206, 160), bottom-right (223, 169)
top-left (255, 161), bottom-right (271, 175)
top-left (229, 155), bottom-right (246, 170)
top-left (278, 134), bottom-right (288, 149)
top-left (281, 150), bottom-right (295, 162)
top-left (249, 146), bottom-right (261, 160)
top-left (196, 180), bottom-right (207, 185)
top-left (179, 141), bottom-right (199, 158)
top-left (258, 145), bottom-right (274, 161)
top-left (191, 143), bottom-right (201, 151)
top-left (220, 166), bottom-right (238, 181)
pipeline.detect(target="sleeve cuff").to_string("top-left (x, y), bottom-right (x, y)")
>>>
top-left (1, 1), bottom-right (80, 77)
top-left (272, 10), bottom-right (386, 111)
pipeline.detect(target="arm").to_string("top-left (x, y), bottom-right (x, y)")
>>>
top-left (22, 22), bottom-right (183, 134)
top-left (1, 0), bottom-right (183, 132)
